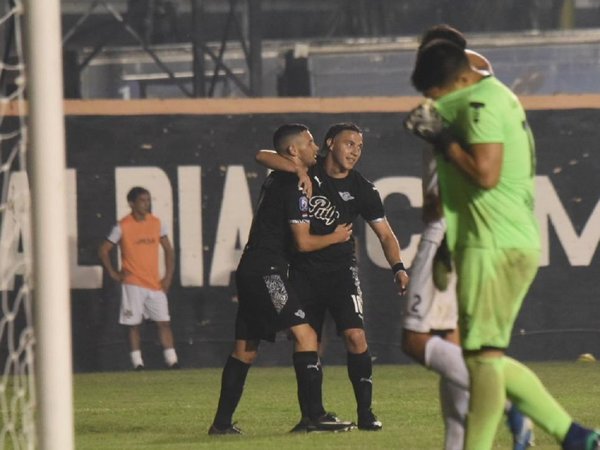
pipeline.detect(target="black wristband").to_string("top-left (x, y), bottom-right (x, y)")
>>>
top-left (391, 262), bottom-right (406, 275)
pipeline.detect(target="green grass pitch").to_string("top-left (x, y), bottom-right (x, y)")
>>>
top-left (75, 362), bottom-right (600, 449)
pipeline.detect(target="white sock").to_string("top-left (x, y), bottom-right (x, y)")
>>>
top-left (130, 350), bottom-right (144, 368)
top-left (424, 336), bottom-right (469, 390)
top-left (439, 376), bottom-right (469, 450)
top-left (163, 348), bottom-right (178, 366)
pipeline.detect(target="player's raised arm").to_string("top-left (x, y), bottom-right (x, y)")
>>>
top-left (256, 149), bottom-right (312, 197)
top-left (404, 89), bottom-right (502, 189)
top-left (445, 142), bottom-right (503, 189)
top-left (465, 49), bottom-right (493, 74)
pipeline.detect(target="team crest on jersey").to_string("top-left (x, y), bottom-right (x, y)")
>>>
top-left (338, 191), bottom-right (354, 201)
top-left (299, 195), bottom-right (309, 212)
top-left (309, 196), bottom-right (339, 226)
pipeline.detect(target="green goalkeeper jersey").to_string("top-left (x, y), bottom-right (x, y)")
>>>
top-left (433, 76), bottom-right (540, 251)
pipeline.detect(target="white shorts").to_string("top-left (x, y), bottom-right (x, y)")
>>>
top-left (119, 284), bottom-right (171, 325)
top-left (402, 219), bottom-right (458, 333)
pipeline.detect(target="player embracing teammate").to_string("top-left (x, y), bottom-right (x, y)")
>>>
top-left (405, 24), bottom-right (600, 450)
top-left (256, 122), bottom-right (409, 430)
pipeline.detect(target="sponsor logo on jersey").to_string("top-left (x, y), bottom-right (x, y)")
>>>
top-left (294, 309), bottom-right (306, 319)
top-left (309, 196), bottom-right (340, 226)
top-left (135, 237), bottom-right (157, 245)
top-left (338, 191), bottom-right (354, 201)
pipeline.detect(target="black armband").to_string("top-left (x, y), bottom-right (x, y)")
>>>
top-left (391, 262), bottom-right (406, 276)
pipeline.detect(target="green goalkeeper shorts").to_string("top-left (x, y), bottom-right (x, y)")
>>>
top-left (454, 247), bottom-right (540, 351)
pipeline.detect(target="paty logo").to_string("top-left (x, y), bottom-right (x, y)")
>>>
top-left (309, 196), bottom-right (339, 226)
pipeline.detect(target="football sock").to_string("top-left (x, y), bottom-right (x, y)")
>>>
top-left (130, 350), bottom-right (143, 368)
top-left (464, 355), bottom-right (506, 450)
top-left (502, 356), bottom-right (572, 442)
top-left (347, 350), bottom-right (373, 414)
top-left (439, 376), bottom-right (468, 450)
top-left (562, 422), bottom-right (598, 450)
top-left (425, 336), bottom-right (469, 390)
top-left (293, 351), bottom-right (325, 419)
top-left (213, 356), bottom-right (250, 429)
top-left (163, 348), bottom-right (178, 366)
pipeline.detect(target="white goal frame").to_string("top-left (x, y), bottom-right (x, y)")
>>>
top-left (24, 0), bottom-right (74, 449)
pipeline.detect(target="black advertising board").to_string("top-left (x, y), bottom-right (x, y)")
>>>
top-left (51, 98), bottom-right (600, 371)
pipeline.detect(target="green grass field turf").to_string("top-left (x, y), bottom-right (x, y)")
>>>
top-left (74, 362), bottom-right (600, 449)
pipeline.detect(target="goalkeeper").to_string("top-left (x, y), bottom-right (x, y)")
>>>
top-left (406, 35), bottom-right (599, 450)
top-left (402, 25), bottom-right (533, 450)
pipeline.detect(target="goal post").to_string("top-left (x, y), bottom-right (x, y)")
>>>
top-left (24, 0), bottom-right (74, 448)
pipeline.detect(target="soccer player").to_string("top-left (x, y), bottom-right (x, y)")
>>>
top-left (98, 186), bottom-right (179, 370)
top-left (401, 25), bottom-right (533, 450)
top-left (208, 124), bottom-right (354, 435)
top-left (256, 122), bottom-right (409, 431)
top-left (406, 38), bottom-right (599, 450)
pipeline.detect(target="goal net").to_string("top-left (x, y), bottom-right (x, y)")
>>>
top-left (0, 0), bottom-right (34, 448)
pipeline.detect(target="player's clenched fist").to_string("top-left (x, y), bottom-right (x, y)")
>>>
top-left (404, 100), bottom-right (444, 140)
top-left (404, 100), bottom-right (456, 156)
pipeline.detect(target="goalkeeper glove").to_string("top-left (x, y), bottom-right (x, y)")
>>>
top-left (404, 101), bottom-right (456, 157)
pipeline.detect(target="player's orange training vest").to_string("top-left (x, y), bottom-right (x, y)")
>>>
top-left (119, 214), bottom-right (163, 291)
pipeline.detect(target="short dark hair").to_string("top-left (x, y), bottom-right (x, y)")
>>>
top-left (272, 123), bottom-right (309, 154)
top-left (411, 39), bottom-right (470, 93)
top-left (127, 186), bottom-right (150, 203)
top-left (419, 24), bottom-right (467, 51)
top-left (320, 122), bottom-right (362, 155)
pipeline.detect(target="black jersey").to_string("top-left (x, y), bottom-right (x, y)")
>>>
top-left (242, 171), bottom-right (309, 266)
top-left (291, 158), bottom-right (385, 272)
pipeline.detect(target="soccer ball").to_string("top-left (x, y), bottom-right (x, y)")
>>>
top-left (576, 353), bottom-right (596, 363)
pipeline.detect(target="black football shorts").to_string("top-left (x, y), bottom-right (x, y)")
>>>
top-left (234, 257), bottom-right (308, 342)
top-left (290, 264), bottom-right (365, 339)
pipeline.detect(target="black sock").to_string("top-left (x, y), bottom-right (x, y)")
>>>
top-left (212, 356), bottom-right (251, 428)
top-left (347, 350), bottom-right (373, 414)
top-left (563, 422), bottom-right (595, 450)
top-left (293, 351), bottom-right (325, 420)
